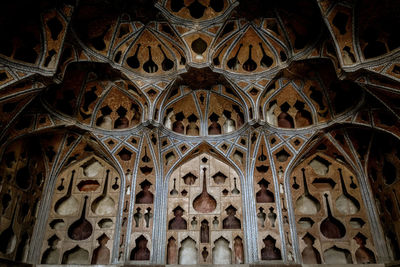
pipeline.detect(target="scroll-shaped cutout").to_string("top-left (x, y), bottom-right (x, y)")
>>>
top-left (261, 235), bottom-right (281, 260)
top-left (68, 196), bottom-right (93, 241)
top-left (179, 237), bottom-right (198, 264)
top-left (256, 178), bottom-right (274, 203)
top-left (91, 233), bottom-right (110, 264)
top-left (212, 171), bottom-right (227, 184)
top-left (296, 168), bottom-right (321, 214)
top-left (91, 170), bottom-right (115, 215)
top-left (222, 205), bottom-right (241, 229)
top-left (311, 177), bottom-right (336, 189)
top-left (193, 168), bottom-right (217, 213)
top-left (77, 180), bottom-right (100, 192)
top-left (301, 233), bottom-right (321, 264)
top-left (130, 235), bottom-right (150, 260)
top-left (55, 171), bottom-right (79, 216)
top-left (135, 179), bottom-right (154, 204)
top-left (169, 206), bottom-right (187, 230)
top-left (0, 197), bottom-right (18, 254)
top-left (335, 168), bottom-right (360, 215)
top-left (323, 246), bottom-right (352, 264)
top-left (182, 172), bottom-right (197, 185)
top-left (320, 193), bottom-right (346, 239)
top-left (213, 237), bottom-right (232, 264)
top-left (62, 245), bottom-right (89, 264)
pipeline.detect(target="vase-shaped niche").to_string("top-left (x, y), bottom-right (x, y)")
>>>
top-left (222, 205), bottom-right (241, 229)
top-left (130, 235), bottom-right (150, 260)
top-left (301, 233), bottom-right (321, 264)
top-left (168, 206), bottom-right (187, 230)
top-left (261, 235), bottom-right (281, 260)
top-left (91, 233), bottom-right (110, 264)
top-left (135, 179), bottom-right (154, 204)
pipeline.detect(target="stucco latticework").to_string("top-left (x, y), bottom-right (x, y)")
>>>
top-left (0, 0), bottom-right (400, 266)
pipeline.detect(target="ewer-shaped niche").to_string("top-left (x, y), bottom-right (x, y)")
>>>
top-left (167, 151), bottom-right (244, 264)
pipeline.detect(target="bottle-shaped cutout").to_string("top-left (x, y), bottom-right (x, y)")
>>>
top-left (335, 168), bottom-right (360, 215)
top-left (158, 44), bottom-right (174, 71)
top-left (134, 208), bottom-right (142, 227)
top-left (231, 177), bottom-right (240, 194)
top-left (292, 176), bottom-right (300, 190)
top-left (257, 207), bottom-right (266, 227)
top-left (320, 193), bottom-right (346, 239)
top-left (142, 147), bottom-right (150, 163)
top-left (213, 44), bottom-right (227, 66)
top-left (55, 171), bottom-right (79, 216)
top-left (267, 207), bottom-right (277, 227)
top-left (16, 157), bottom-right (31, 190)
top-left (144, 207), bottom-right (152, 228)
top-left (188, 0), bottom-right (206, 19)
top-left (143, 46), bottom-right (158, 73)
top-left (296, 168), bottom-right (320, 214)
top-left (173, 44), bottom-right (186, 65)
top-left (68, 196), bottom-right (93, 240)
top-left (258, 145), bottom-right (267, 162)
top-left (0, 196), bottom-right (19, 254)
top-left (243, 44), bottom-right (257, 71)
top-left (227, 44), bottom-right (243, 70)
top-left (91, 170), bottom-right (115, 216)
top-left (170, 178), bottom-right (179, 196)
top-left (2, 190), bottom-right (11, 214)
top-left (127, 44), bottom-right (141, 69)
top-left (259, 42), bottom-right (273, 68)
top-left (112, 177), bottom-right (119, 190)
top-left (213, 216), bottom-right (219, 228)
top-left (393, 189), bottom-right (400, 220)
top-left (193, 168), bottom-right (217, 213)
top-left (57, 178), bottom-right (65, 191)
top-left (349, 176), bottom-right (357, 189)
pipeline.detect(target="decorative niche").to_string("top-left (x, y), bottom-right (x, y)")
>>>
top-left (166, 153), bottom-right (244, 264)
top-left (290, 151), bottom-right (376, 264)
top-left (41, 156), bottom-right (120, 265)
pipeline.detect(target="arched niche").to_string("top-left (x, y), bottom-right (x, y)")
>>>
top-left (166, 151), bottom-right (244, 264)
top-left (261, 60), bottom-right (363, 129)
top-left (43, 62), bottom-right (147, 131)
top-left (162, 87), bottom-right (246, 136)
top-left (289, 137), bottom-right (376, 264)
top-left (366, 131), bottom-right (400, 260)
top-left (0, 136), bottom-right (46, 262)
top-left (40, 155), bottom-right (120, 265)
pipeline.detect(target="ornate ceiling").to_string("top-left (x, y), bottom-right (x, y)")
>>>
top-left (1, 0), bottom-right (400, 265)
